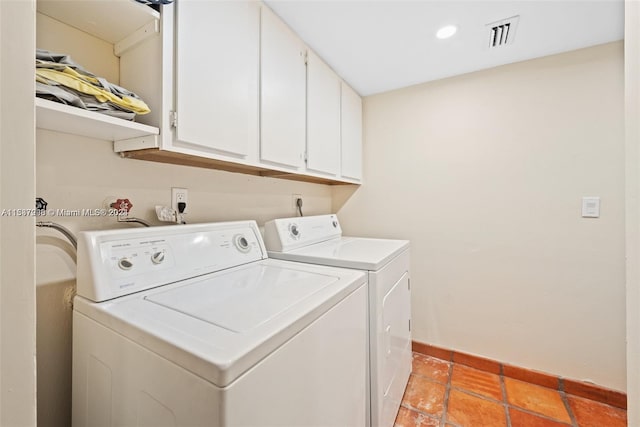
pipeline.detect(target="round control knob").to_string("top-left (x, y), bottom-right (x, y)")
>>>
top-left (332, 220), bottom-right (338, 228)
top-left (151, 251), bottom-right (165, 265)
top-left (289, 224), bottom-right (300, 240)
top-left (234, 234), bottom-right (251, 253)
top-left (118, 258), bottom-right (133, 271)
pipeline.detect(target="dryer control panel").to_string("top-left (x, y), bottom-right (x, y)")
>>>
top-left (77, 221), bottom-right (267, 302)
top-left (263, 214), bottom-right (342, 253)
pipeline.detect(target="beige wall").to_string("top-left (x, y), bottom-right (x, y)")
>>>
top-left (35, 130), bottom-right (332, 427)
top-left (1, 0), bottom-right (37, 425)
top-left (335, 42), bottom-right (626, 391)
top-left (626, 0), bottom-right (640, 423)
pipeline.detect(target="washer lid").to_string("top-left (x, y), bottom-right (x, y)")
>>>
top-left (74, 258), bottom-right (366, 388)
top-left (269, 237), bottom-right (409, 271)
top-left (145, 264), bottom-right (337, 333)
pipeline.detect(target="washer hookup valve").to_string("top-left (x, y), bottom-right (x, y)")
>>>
top-left (111, 198), bottom-right (133, 215)
top-left (36, 197), bottom-right (48, 214)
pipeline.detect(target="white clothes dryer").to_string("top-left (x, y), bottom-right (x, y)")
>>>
top-left (264, 214), bottom-right (412, 427)
top-left (73, 220), bottom-right (368, 427)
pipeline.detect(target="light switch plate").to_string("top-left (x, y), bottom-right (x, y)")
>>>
top-left (582, 197), bottom-right (600, 218)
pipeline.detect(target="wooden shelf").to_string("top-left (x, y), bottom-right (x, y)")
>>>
top-left (120, 148), bottom-right (360, 186)
top-left (36, 98), bottom-right (159, 142)
top-left (37, 0), bottom-right (159, 45)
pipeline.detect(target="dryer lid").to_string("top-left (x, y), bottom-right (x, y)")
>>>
top-left (269, 237), bottom-right (409, 271)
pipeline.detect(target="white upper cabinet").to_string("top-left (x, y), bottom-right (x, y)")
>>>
top-left (306, 50), bottom-right (341, 177)
top-left (260, 6), bottom-right (306, 169)
top-left (36, 1), bottom-right (362, 185)
top-left (341, 82), bottom-right (363, 181)
top-left (174, 0), bottom-right (259, 158)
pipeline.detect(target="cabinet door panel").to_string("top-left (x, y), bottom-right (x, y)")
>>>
top-left (306, 51), bottom-right (340, 176)
top-left (341, 83), bottom-right (363, 181)
top-left (175, 0), bottom-right (258, 157)
top-left (260, 6), bottom-right (306, 169)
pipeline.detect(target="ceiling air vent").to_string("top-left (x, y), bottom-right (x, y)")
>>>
top-left (486, 15), bottom-right (519, 48)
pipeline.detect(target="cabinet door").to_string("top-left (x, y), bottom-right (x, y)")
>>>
top-left (260, 6), bottom-right (306, 169)
top-left (306, 50), bottom-right (340, 176)
top-left (174, 0), bottom-right (259, 157)
top-left (341, 82), bottom-right (363, 181)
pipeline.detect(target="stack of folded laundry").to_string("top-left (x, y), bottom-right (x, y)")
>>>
top-left (35, 48), bottom-right (150, 121)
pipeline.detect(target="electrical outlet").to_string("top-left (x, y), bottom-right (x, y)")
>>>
top-left (291, 194), bottom-right (302, 216)
top-left (292, 194), bottom-right (302, 213)
top-left (172, 187), bottom-right (188, 213)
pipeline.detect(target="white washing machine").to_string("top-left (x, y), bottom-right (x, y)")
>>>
top-left (73, 220), bottom-right (368, 427)
top-left (264, 214), bottom-right (412, 427)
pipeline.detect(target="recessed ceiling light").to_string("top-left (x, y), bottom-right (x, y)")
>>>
top-left (436, 25), bottom-right (457, 39)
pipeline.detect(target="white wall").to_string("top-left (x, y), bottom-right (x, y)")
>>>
top-left (626, 0), bottom-right (640, 423)
top-left (35, 130), bottom-right (332, 427)
top-left (1, 0), bottom-right (37, 425)
top-left (335, 42), bottom-right (626, 391)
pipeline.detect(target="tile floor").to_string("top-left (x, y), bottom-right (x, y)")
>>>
top-left (395, 353), bottom-right (627, 427)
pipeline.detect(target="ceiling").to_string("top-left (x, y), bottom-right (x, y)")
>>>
top-left (264, 0), bottom-right (624, 96)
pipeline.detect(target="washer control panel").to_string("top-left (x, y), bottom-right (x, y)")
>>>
top-left (77, 221), bottom-right (267, 302)
top-left (263, 214), bottom-right (342, 253)
top-left (151, 251), bottom-right (165, 264)
top-left (118, 258), bottom-right (134, 270)
top-left (288, 223), bottom-right (300, 240)
top-left (105, 239), bottom-right (174, 286)
top-left (116, 250), bottom-right (166, 270)
top-left (234, 234), bottom-right (251, 253)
